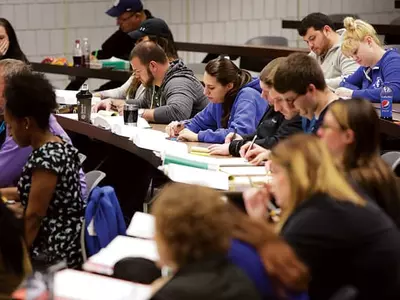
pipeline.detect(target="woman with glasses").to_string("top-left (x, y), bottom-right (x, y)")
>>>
top-left (317, 98), bottom-right (400, 227)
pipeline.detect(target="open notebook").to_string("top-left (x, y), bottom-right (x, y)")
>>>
top-left (83, 235), bottom-right (159, 275)
top-left (54, 269), bottom-right (152, 300)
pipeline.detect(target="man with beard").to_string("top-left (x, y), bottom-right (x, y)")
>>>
top-left (298, 13), bottom-right (359, 90)
top-left (128, 41), bottom-right (208, 123)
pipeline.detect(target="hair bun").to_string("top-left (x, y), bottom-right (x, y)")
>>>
top-left (343, 17), bottom-right (356, 31)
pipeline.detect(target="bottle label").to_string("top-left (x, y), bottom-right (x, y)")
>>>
top-left (381, 95), bottom-right (393, 119)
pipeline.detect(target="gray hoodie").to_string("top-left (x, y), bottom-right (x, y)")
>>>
top-left (309, 29), bottom-right (359, 90)
top-left (127, 59), bottom-right (209, 124)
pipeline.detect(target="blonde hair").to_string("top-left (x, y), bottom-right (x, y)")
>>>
top-left (269, 134), bottom-right (365, 229)
top-left (341, 17), bottom-right (381, 57)
top-left (152, 183), bottom-right (232, 267)
top-left (259, 57), bottom-right (286, 87)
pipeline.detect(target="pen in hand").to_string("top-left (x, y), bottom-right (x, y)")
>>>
top-left (245, 135), bottom-right (258, 157)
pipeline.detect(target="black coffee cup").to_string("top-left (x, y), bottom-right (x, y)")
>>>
top-left (76, 84), bottom-right (92, 123)
top-left (124, 104), bottom-right (138, 126)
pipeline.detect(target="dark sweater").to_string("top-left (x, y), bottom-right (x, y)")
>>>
top-left (281, 193), bottom-right (400, 300)
top-left (229, 106), bottom-right (303, 156)
top-left (150, 256), bottom-right (261, 300)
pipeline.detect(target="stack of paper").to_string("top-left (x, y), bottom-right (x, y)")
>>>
top-left (165, 163), bottom-right (230, 190)
top-left (55, 269), bottom-right (152, 300)
top-left (133, 129), bottom-right (188, 154)
top-left (127, 212), bottom-right (155, 239)
top-left (83, 235), bottom-right (159, 275)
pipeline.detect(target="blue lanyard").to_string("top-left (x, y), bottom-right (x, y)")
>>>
top-left (0, 121), bottom-right (5, 136)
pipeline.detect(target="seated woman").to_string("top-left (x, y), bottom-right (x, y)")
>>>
top-left (150, 183), bottom-right (261, 300)
top-left (165, 58), bottom-right (267, 143)
top-left (93, 18), bottom-right (179, 114)
top-left (317, 98), bottom-right (400, 227)
top-left (244, 134), bottom-right (400, 300)
top-left (336, 17), bottom-right (400, 102)
top-left (0, 73), bottom-right (85, 269)
top-left (208, 57), bottom-right (303, 156)
top-left (0, 59), bottom-right (87, 199)
top-left (0, 193), bottom-right (31, 298)
top-left (0, 18), bottom-right (28, 62)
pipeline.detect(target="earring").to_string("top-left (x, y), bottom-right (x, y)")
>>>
top-left (25, 125), bottom-right (28, 130)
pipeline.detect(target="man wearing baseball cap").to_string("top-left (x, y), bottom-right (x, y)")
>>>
top-left (67, 0), bottom-right (153, 90)
top-left (128, 18), bottom-right (173, 41)
top-left (97, 0), bottom-right (153, 60)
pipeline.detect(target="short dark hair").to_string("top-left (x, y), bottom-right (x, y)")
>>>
top-left (273, 53), bottom-right (327, 95)
top-left (129, 40), bottom-right (168, 65)
top-left (298, 12), bottom-right (335, 36)
top-left (147, 35), bottom-right (178, 60)
top-left (5, 72), bottom-right (57, 130)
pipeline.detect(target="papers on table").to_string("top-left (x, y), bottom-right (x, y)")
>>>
top-left (133, 129), bottom-right (188, 154)
top-left (165, 163), bottom-right (230, 190)
top-left (127, 212), bottom-right (155, 239)
top-left (220, 166), bottom-right (267, 177)
top-left (83, 235), bottom-right (159, 275)
top-left (56, 89), bottom-right (101, 105)
top-left (55, 269), bottom-right (152, 300)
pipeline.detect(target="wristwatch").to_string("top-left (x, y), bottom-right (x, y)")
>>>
top-left (138, 108), bottom-right (145, 117)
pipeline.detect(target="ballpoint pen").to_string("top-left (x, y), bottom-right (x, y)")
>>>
top-left (245, 135), bottom-right (258, 157)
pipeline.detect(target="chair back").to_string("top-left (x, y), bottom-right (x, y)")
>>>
top-left (239, 36), bottom-right (288, 72)
top-left (85, 170), bottom-right (106, 198)
top-left (328, 286), bottom-right (358, 300)
top-left (381, 151), bottom-right (400, 171)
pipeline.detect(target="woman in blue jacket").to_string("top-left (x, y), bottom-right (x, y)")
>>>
top-left (336, 17), bottom-right (400, 103)
top-left (165, 57), bottom-right (267, 143)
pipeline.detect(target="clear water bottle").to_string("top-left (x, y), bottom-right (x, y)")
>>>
top-left (380, 84), bottom-right (393, 121)
top-left (82, 37), bottom-right (91, 68)
top-left (72, 39), bottom-right (83, 67)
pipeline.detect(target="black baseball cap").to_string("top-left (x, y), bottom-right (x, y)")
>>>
top-left (128, 18), bottom-right (172, 40)
top-left (106, 0), bottom-right (144, 17)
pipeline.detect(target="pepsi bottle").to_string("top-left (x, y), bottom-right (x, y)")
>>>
top-left (380, 84), bottom-right (393, 121)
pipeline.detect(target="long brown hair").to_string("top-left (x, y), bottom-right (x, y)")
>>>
top-left (269, 134), bottom-right (365, 228)
top-left (328, 99), bottom-right (400, 224)
top-left (205, 58), bottom-right (252, 128)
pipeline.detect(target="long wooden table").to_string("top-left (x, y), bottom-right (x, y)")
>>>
top-left (31, 62), bottom-right (131, 82)
top-left (282, 20), bottom-right (400, 36)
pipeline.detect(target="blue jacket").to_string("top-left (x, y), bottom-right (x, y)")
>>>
top-left (339, 49), bottom-right (400, 103)
top-left (228, 239), bottom-right (309, 300)
top-left (85, 186), bottom-right (126, 256)
top-left (185, 78), bottom-right (267, 143)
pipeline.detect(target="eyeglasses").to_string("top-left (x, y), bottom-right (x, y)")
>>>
top-left (319, 123), bottom-right (345, 131)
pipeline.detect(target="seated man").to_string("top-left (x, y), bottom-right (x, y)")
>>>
top-left (298, 12), bottom-right (359, 90)
top-left (244, 53), bottom-right (340, 164)
top-left (207, 58), bottom-right (302, 158)
top-left (127, 41), bottom-right (208, 123)
top-left (0, 59), bottom-right (87, 198)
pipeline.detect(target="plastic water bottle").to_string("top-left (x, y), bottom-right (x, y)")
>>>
top-left (72, 39), bottom-right (83, 67)
top-left (82, 37), bottom-right (91, 68)
top-left (380, 84), bottom-right (393, 121)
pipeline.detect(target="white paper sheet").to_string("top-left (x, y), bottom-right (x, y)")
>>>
top-left (55, 269), bottom-right (152, 300)
top-left (220, 166), bottom-right (267, 176)
top-left (127, 212), bottom-right (155, 239)
top-left (166, 163), bottom-right (229, 190)
top-left (56, 89), bottom-right (101, 105)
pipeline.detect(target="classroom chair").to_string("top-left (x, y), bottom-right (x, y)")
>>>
top-left (381, 151), bottom-right (400, 171)
top-left (81, 170), bottom-right (107, 262)
top-left (78, 153), bottom-right (87, 164)
top-left (328, 286), bottom-right (358, 300)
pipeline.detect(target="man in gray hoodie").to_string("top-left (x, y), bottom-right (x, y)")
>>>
top-left (298, 13), bottom-right (359, 90)
top-left (128, 41), bottom-right (208, 123)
